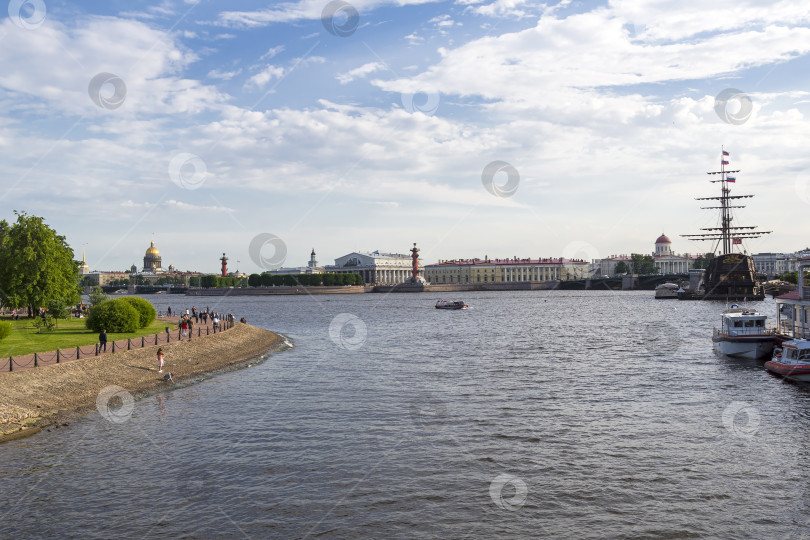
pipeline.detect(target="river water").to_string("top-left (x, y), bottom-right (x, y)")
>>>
top-left (1, 291), bottom-right (809, 539)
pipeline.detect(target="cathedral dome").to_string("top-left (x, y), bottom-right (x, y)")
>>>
top-left (145, 241), bottom-right (160, 257)
top-left (655, 234), bottom-right (671, 244)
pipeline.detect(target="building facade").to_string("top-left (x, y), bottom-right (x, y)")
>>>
top-left (599, 255), bottom-right (631, 277)
top-left (753, 250), bottom-right (810, 277)
top-left (424, 257), bottom-right (589, 284)
top-left (325, 250), bottom-right (419, 284)
top-left (652, 234), bottom-right (694, 274)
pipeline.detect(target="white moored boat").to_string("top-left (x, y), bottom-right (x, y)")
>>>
top-left (712, 305), bottom-right (775, 359)
top-left (654, 283), bottom-right (679, 299)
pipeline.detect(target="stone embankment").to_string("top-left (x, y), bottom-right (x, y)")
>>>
top-left (0, 323), bottom-right (286, 442)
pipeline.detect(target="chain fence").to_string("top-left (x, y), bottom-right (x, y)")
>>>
top-left (1, 318), bottom-right (235, 373)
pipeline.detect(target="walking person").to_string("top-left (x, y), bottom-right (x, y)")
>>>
top-left (99, 329), bottom-right (108, 352)
top-left (157, 347), bottom-right (164, 373)
top-left (181, 317), bottom-right (189, 338)
top-left (167, 306), bottom-right (172, 317)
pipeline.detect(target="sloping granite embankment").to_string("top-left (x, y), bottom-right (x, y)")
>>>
top-left (0, 323), bottom-right (287, 442)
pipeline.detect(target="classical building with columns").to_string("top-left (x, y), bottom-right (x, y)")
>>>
top-left (653, 233), bottom-right (695, 274)
top-left (325, 250), bottom-right (420, 284)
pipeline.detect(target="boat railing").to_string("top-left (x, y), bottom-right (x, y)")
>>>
top-left (717, 326), bottom-right (776, 337)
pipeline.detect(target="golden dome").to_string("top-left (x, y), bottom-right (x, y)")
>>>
top-left (145, 241), bottom-right (160, 257)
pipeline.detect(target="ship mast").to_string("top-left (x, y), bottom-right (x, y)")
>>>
top-left (681, 148), bottom-right (770, 255)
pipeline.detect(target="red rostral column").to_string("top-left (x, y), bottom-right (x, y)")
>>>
top-left (410, 243), bottom-right (419, 280)
top-left (220, 252), bottom-right (228, 277)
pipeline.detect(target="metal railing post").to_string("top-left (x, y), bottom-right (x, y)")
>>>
top-left (56, 349), bottom-right (59, 364)
top-left (34, 353), bottom-right (38, 367)
top-left (9, 357), bottom-right (12, 372)
top-left (77, 346), bottom-right (80, 360)
top-left (127, 338), bottom-right (131, 350)
top-left (112, 342), bottom-right (116, 353)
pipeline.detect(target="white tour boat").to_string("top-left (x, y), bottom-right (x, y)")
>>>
top-left (712, 305), bottom-right (775, 359)
top-left (765, 340), bottom-right (810, 382)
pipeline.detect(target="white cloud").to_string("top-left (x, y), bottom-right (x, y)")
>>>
top-left (215, 0), bottom-right (445, 28)
top-left (164, 200), bottom-right (234, 213)
top-left (245, 65), bottom-right (286, 89)
top-left (207, 68), bottom-right (242, 80)
top-left (336, 61), bottom-right (386, 84)
top-left (0, 16), bottom-right (226, 116)
top-left (260, 45), bottom-right (285, 60)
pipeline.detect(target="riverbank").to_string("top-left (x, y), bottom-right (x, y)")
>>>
top-left (0, 323), bottom-right (287, 442)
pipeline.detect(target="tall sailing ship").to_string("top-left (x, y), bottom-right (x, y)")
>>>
top-left (680, 149), bottom-right (770, 301)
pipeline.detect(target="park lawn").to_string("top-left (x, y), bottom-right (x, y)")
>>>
top-left (0, 317), bottom-right (177, 357)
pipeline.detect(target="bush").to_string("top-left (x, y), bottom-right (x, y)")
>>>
top-left (118, 297), bottom-right (157, 328)
top-left (0, 321), bottom-right (11, 340)
top-left (32, 314), bottom-right (56, 333)
top-left (86, 298), bottom-right (139, 333)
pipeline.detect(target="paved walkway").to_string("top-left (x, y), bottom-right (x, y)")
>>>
top-left (1, 316), bottom-right (234, 373)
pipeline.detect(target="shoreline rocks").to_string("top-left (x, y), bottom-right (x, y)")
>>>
top-left (0, 323), bottom-right (287, 442)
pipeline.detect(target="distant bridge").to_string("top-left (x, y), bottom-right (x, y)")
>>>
top-left (558, 274), bottom-right (688, 291)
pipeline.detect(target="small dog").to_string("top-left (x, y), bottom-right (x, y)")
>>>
top-left (162, 372), bottom-right (174, 384)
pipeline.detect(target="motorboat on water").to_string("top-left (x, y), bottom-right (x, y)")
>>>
top-left (654, 283), bottom-right (679, 299)
top-left (712, 305), bottom-right (775, 359)
top-left (435, 300), bottom-right (468, 310)
top-left (765, 339), bottom-right (810, 382)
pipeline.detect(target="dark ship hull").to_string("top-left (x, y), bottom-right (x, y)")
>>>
top-left (678, 253), bottom-right (764, 301)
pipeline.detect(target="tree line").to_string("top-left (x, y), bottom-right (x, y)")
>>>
top-left (246, 273), bottom-right (363, 287)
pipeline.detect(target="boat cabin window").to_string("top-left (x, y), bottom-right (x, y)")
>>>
top-left (744, 320), bottom-right (754, 328)
top-left (787, 349), bottom-right (798, 360)
top-left (800, 350), bottom-right (810, 361)
top-left (755, 320), bottom-right (763, 327)
top-left (734, 321), bottom-right (743, 328)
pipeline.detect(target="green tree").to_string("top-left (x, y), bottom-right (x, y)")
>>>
top-left (614, 261), bottom-right (629, 274)
top-left (630, 254), bottom-right (656, 275)
top-left (0, 212), bottom-right (81, 317)
top-left (188, 276), bottom-right (200, 287)
top-left (693, 252), bottom-right (715, 270)
top-left (89, 286), bottom-right (108, 307)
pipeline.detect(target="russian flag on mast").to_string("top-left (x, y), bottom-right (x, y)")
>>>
top-left (722, 150), bottom-right (729, 156)
top-left (726, 177), bottom-right (736, 183)
top-left (721, 160), bottom-right (729, 165)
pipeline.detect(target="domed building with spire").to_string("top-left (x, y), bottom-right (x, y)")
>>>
top-left (142, 241), bottom-right (163, 273)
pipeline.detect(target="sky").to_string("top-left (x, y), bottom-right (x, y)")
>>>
top-left (1, 0), bottom-right (810, 274)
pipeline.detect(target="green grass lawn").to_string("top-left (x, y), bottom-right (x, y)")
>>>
top-left (0, 316), bottom-right (177, 357)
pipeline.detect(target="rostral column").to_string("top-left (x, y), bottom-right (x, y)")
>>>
top-left (410, 243), bottom-right (420, 280)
